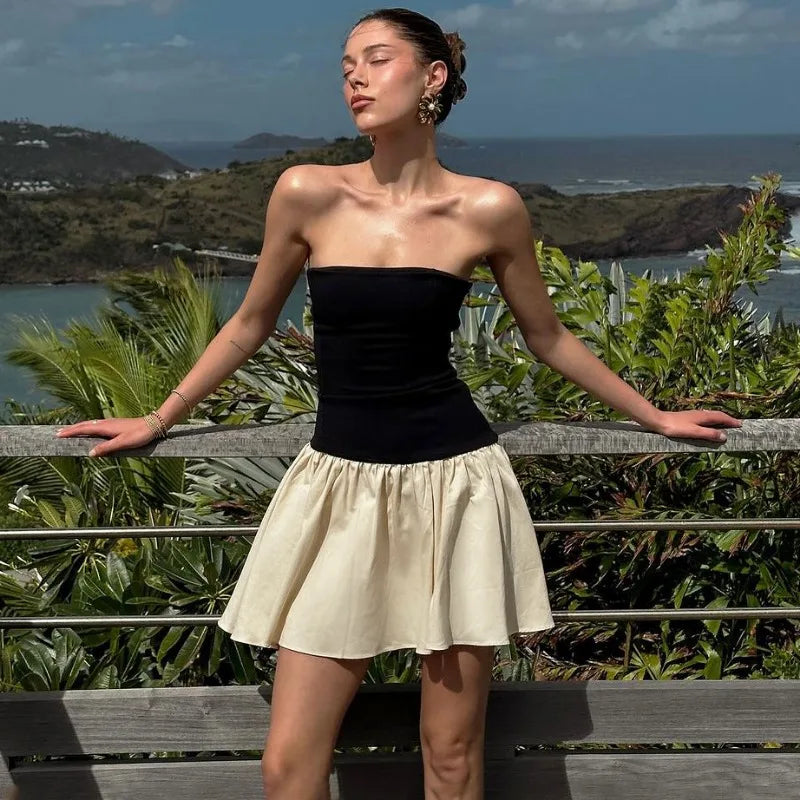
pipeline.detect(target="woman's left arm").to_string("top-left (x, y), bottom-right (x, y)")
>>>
top-left (475, 181), bottom-right (742, 442)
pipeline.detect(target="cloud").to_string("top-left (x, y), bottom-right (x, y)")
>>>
top-left (442, 0), bottom-right (798, 58)
top-left (94, 59), bottom-right (223, 91)
top-left (445, 3), bottom-right (490, 27)
top-left (447, 0), bottom-right (661, 25)
top-left (0, 38), bottom-right (25, 62)
top-left (496, 52), bottom-right (538, 69)
top-left (641, 0), bottom-right (748, 47)
top-left (46, 0), bottom-right (179, 14)
top-left (701, 31), bottom-right (750, 46)
top-left (162, 34), bottom-right (191, 48)
top-left (512, 0), bottom-right (660, 12)
top-left (0, 0), bottom-right (180, 34)
top-left (555, 31), bottom-right (585, 49)
top-left (277, 52), bottom-right (302, 68)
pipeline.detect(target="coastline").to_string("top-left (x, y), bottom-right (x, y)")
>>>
top-left (2, 183), bottom-right (798, 287)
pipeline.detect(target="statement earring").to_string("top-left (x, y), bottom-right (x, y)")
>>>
top-left (418, 91), bottom-right (442, 125)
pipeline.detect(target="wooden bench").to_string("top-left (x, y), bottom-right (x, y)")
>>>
top-left (2, 681), bottom-right (800, 798)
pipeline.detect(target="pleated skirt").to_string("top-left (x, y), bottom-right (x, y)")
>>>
top-left (217, 441), bottom-right (555, 659)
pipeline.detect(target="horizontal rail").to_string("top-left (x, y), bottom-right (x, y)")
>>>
top-left (1, 418), bottom-right (799, 457)
top-left (2, 607), bottom-right (799, 630)
top-left (2, 518), bottom-right (799, 541)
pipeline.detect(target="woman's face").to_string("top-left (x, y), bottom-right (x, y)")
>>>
top-left (342, 20), bottom-right (444, 136)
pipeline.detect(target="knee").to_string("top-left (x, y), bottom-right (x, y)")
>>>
top-left (261, 750), bottom-right (291, 794)
top-left (261, 748), bottom-right (330, 798)
top-left (420, 733), bottom-right (476, 784)
top-left (261, 749), bottom-right (304, 795)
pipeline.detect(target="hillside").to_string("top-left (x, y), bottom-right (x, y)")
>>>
top-left (234, 131), bottom-right (468, 150)
top-left (0, 134), bottom-right (796, 284)
top-left (0, 120), bottom-right (189, 189)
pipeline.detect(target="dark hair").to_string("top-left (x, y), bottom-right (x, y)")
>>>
top-left (346, 7), bottom-right (467, 127)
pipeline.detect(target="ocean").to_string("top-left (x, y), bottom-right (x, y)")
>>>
top-left (2, 134), bottom-right (799, 408)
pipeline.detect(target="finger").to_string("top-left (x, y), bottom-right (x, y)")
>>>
top-left (88, 440), bottom-right (116, 457)
top-left (705, 411), bottom-right (743, 426)
top-left (88, 435), bottom-right (144, 457)
top-left (56, 420), bottom-right (105, 437)
top-left (697, 426), bottom-right (728, 441)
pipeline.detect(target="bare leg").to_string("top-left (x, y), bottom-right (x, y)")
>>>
top-left (419, 644), bottom-right (495, 800)
top-left (261, 645), bottom-right (372, 800)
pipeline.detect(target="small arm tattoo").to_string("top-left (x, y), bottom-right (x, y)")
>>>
top-left (229, 338), bottom-right (248, 354)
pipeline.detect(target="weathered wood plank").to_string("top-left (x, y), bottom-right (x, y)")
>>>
top-left (7, 751), bottom-right (800, 800)
top-left (1, 417), bottom-right (796, 458)
top-left (0, 753), bottom-right (19, 800)
top-left (2, 681), bottom-right (800, 758)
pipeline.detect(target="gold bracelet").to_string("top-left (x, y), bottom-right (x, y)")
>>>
top-left (151, 409), bottom-right (170, 436)
top-left (149, 410), bottom-right (168, 438)
top-left (147, 412), bottom-right (166, 439)
top-left (170, 389), bottom-right (193, 414)
top-left (143, 413), bottom-right (163, 440)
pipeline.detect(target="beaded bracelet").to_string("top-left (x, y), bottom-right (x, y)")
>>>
top-left (144, 411), bottom-right (168, 439)
top-left (151, 409), bottom-right (169, 434)
top-left (170, 388), bottom-right (193, 414)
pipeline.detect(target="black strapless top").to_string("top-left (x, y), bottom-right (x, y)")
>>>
top-left (306, 266), bottom-right (499, 463)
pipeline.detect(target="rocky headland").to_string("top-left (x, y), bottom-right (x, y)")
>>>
top-left (0, 120), bottom-right (189, 190)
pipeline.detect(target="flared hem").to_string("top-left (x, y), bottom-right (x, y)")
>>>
top-left (218, 617), bottom-right (557, 660)
top-left (217, 440), bottom-right (555, 658)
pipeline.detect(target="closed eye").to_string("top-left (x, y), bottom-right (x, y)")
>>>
top-left (342, 58), bottom-right (388, 79)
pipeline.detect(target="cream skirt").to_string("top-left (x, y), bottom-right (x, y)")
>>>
top-left (217, 441), bottom-right (554, 659)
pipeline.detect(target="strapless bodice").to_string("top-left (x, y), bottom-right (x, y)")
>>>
top-left (306, 266), bottom-right (499, 463)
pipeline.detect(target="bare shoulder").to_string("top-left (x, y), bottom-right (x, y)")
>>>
top-left (465, 176), bottom-right (527, 227)
top-left (270, 163), bottom-right (340, 211)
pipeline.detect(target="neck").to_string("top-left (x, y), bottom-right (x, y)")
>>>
top-left (366, 125), bottom-right (444, 201)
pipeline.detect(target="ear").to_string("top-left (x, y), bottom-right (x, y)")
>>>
top-left (425, 59), bottom-right (449, 94)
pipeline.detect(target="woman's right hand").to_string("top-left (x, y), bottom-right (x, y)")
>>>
top-left (55, 416), bottom-right (163, 457)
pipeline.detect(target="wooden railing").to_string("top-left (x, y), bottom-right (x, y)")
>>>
top-left (1, 419), bottom-right (800, 799)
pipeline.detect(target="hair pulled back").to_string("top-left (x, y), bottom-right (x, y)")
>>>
top-left (347, 7), bottom-right (467, 126)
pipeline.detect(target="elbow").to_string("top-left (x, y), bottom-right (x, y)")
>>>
top-left (230, 309), bottom-right (273, 349)
top-left (524, 319), bottom-right (567, 359)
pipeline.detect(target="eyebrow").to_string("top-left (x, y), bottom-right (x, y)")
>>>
top-left (341, 43), bottom-right (393, 65)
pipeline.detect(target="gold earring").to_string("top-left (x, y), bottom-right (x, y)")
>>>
top-left (418, 91), bottom-right (442, 125)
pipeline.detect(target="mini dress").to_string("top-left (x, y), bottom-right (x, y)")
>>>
top-left (216, 266), bottom-right (555, 658)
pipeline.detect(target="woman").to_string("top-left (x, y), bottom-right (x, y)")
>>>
top-left (56, 8), bottom-right (742, 799)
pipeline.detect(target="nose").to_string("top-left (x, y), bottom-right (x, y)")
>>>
top-left (349, 75), bottom-right (366, 92)
top-left (347, 65), bottom-right (367, 90)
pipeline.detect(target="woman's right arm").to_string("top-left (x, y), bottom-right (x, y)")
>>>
top-left (56, 164), bottom-right (319, 456)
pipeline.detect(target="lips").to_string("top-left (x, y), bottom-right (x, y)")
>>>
top-left (351, 97), bottom-right (374, 109)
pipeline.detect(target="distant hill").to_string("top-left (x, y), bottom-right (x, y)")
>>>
top-left (0, 120), bottom-right (189, 188)
top-left (234, 130), bottom-right (469, 150)
top-left (1, 132), bottom-right (796, 284)
top-left (234, 132), bottom-right (332, 149)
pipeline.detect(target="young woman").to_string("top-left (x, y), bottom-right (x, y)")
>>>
top-left (57, 8), bottom-right (742, 799)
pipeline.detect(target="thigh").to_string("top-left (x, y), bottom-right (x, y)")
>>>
top-left (419, 645), bottom-right (495, 747)
top-left (265, 645), bottom-right (372, 764)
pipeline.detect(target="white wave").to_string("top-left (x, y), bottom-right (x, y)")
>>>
top-left (747, 179), bottom-right (800, 197)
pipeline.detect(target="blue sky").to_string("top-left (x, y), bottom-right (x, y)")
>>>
top-left (0, 0), bottom-right (797, 142)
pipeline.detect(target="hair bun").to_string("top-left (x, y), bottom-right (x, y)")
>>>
top-left (452, 76), bottom-right (467, 104)
top-left (443, 31), bottom-right (466, 75)
top-left (443, 31), bottom-right (467, 104)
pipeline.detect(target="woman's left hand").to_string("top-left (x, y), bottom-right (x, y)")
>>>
top-left (647, 409), bottom-right (743, 442)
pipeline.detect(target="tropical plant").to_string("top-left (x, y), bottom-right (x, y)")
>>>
top-left (1, 173), bottom-right (799, 695)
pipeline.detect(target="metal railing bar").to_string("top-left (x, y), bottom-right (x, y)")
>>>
top-left (2, 607), bottom-right (799, 630)
top-left (2, 518), bottom-right (799, 541)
